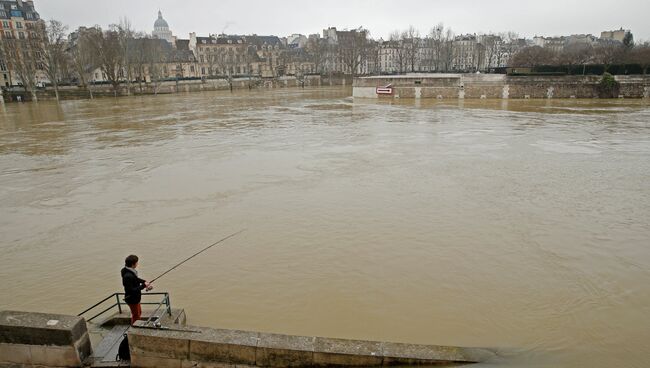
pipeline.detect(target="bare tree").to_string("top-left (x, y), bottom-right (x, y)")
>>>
top-left (481, 34), bottom-right (500, 70)
top-left (401, 25), bottom-right (420, 72)
top-left (389, 31), bottom-right (407, 73)
top-left (630, 43), bottom-right (650, 74)
top-left (428, 23), bottom-right (445, 72)
top-left (338, 27), bottom-right (371, 77)
top-left (144, 38), bottom-right (164, 94)
top-left (205, 47), bottom-right (218, 77)
top-left (130, 35), bottom-right (149, 93)
top-left (0, 33), bottom-right (14, 86)
top-left (441, 29), bottom-right (455, 72)
top-left (69, 27), bottom-right (99, 99)
top-left (474, 42), bottom-right (486, 71)
top-left (365, 40), bottom-right (380, 75)
top-left (305, 37), bottom-right (327, 74)
top-left (557, 44), bottom-right (594, 74)
top-left (215, 47), bottom-right (236, 90)
top-left (39, 19), bottom-right (68, 100)
top-left (3, 29), bottom-right (43, 101)
top-left (116, 18), bottom-right (135, 95)
top-left (511, 46), bottom-right (556, 67)
top-left (87, 27), bottom-right (123, 96)
top-left (496, 32), bottom-right (519, 67)
top-left (426, 24), bottom-right (455, 72)
top-left (594, 43), bottom-right (625, 73)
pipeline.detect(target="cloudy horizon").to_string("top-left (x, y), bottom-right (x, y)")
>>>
top-left (34, 0), bottom-right (650, 42)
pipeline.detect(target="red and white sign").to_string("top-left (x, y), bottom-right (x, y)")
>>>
top-left (376, 84), bottom-right (393, 95)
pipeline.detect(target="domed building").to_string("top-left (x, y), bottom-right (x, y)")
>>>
top-left (152, 10), bottom-right (174, 44)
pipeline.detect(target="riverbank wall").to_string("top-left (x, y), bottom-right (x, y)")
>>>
top-left (128, 319), bottom-right (494, 367)
top-left (1, 75), bottom-right (353, 103)
top-left (0, 309), bottom-right (495, 367)
top-left (353, 74), bottom-right (650, 99)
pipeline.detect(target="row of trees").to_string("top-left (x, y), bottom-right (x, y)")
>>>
top-left (511, 38), bottom-right (650, 74)
top-left (303, 24), bottom-right (522, 76)
top-left (1, 17), bottom-right (182, 100)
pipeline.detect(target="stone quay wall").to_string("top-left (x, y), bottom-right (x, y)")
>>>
top-left (0, 311), bottom-right (92, 367)
top-left (128, 323), bottom-right (494, 368)
top-left (353, 74), bottom-right (650, 99)
top-left (1, 75), bottom-right (352, 103)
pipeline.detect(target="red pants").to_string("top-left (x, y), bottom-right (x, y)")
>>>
top-left (128, 303), bottom-right (141, 325)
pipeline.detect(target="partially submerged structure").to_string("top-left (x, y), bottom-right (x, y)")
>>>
top-left (353, 74), bottom-right (650, 99)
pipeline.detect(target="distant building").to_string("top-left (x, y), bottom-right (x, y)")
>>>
top-left (152, 10), bottom-right (174, 44)
top-left (287, 33), bottom-right (307, 49)
top-left (533, 36), bottom-right (565, 53)
top-left (565, 34), bottom-right (598, 47)
top-left (600, 29), bottom-right (626, 43)
top-left (453, 34), bottom-right (483, 72)
top-left (0, 0), bottom-right (46, 87)
top-left (189, 33), bottom-right (252, 77)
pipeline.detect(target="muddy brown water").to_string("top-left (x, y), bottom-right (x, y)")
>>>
top-left (1, 88), bottom-right (649, 367)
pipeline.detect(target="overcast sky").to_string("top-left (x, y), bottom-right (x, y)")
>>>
top-left (36, 0), bottom-right (649, 41)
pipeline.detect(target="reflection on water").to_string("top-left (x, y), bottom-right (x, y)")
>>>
top-left (1, 88), bottom-right (649, 368)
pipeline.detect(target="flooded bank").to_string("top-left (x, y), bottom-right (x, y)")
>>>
top-left (0, 87), bottom-right (649, 367)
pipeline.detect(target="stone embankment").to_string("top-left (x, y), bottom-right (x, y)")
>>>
top-left (353, 74), bottom-right (650, 99)
top-left (128, 320), bottom-right (494, 367)
top-left (0, 310), bottom-right (496, 367)
top-left (1, 75), bottom-right (353, 102)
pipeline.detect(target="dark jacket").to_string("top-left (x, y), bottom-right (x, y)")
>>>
top-left (121, 267), bottom-right (146, 305)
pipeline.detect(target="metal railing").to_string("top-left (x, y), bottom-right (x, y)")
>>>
top-left (78, 292), bottom-right (171, 323)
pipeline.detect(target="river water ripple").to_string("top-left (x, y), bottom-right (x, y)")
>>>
top-left (0, 88), bottom-right (649, 367)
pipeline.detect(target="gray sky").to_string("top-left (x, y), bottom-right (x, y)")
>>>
top-left (36, 0), bottom-right (650, 41)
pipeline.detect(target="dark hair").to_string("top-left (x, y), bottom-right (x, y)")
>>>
top-left (125, 255), bottom-right (139, 267)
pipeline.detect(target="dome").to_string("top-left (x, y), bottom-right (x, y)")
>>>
top-left (154, 11), bottom-right (169, 29)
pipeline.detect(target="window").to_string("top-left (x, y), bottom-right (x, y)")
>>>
top-left (0, 61), bottom-right (6, 71)
top-left (18, 32), bottom-right (25, 39)
top-left (0, 10), bottom-right (5, 17)
top-left (26, 13), bottom-right (33, 19)
top-left (2, 21), bottom-right (9, 28)
top-left (5, 31), bottom-right (12, 38)
top-left (16, 22), bottom-right (23, 29)
top-left (190, 65), bottom-right (195, 72)
top-left (201, 67), bottom-right (205, 75)
top-left (200, 55), bottom-right (204, 62)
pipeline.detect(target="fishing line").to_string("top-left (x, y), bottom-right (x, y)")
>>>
top-left (149, 229), bottom-right (246, 283)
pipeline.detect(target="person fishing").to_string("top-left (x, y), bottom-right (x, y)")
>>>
top-left (121, 255), bottom-right (153, 325)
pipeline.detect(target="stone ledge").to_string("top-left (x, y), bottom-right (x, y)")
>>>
top-left (0, 310), bottom-right (87, 346)
top-left (128, 325), bottom-right (494, 367)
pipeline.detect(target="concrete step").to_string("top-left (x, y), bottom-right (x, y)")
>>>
top-left (90, 325), bottom-right (130, 366)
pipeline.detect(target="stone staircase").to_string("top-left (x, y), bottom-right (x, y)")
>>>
top-left (88, 308), bottom-right (186, 367)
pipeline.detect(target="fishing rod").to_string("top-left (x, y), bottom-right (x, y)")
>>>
top-left (149, 229), bottom-right (246, 284)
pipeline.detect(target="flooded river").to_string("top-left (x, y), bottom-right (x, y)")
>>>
top-left (1, 88), bottom-right (649, 367)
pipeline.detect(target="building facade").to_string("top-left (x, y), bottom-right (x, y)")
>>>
top-left (0, 0), bottom-right (47, 88)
